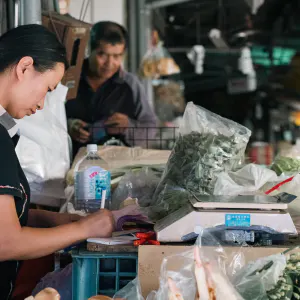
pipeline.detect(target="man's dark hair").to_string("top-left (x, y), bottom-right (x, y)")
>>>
top-left (0, 24), bottom-right (68, 73)
top-left (90, 21), bottom-right (128, 51)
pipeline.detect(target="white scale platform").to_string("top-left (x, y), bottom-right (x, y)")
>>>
top-left (155, 194), bottom-right (298, 242)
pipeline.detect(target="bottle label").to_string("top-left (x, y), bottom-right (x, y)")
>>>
top-left (75, 166), bottom-right (111, 203)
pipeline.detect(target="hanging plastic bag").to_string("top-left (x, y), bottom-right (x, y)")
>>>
top-left (153, 80), bottom-right (186, 122)
top-left (15, 83), bottom-right (70, 205)
top-left (140, 41), bottom-right (180, 79)
top-left (149, 102), bottom-right (251, 221)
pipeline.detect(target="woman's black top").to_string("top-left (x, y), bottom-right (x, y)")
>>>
top-left (0, 108), bottom-right (30, 300)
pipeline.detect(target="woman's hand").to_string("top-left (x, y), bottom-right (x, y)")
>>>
top-left (0, 196), bottom-right (115, 261)
top-left (78, 209), bottom-right (114, 238)
top-left (28, 209), bottom-right (114, 238)
top-left (28, 209), bottom-right (82, 228)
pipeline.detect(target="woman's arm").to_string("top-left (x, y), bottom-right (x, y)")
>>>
top-left (27, 209), bottom-right (82, 228)
top-left (0, 195), bottom-right (114, 261)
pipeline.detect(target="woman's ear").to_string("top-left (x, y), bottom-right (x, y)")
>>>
top-left (16, 56), bottom-right (34, 81)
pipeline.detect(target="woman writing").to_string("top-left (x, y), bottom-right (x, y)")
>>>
top-left (0, 24), bottom-right (114, 299)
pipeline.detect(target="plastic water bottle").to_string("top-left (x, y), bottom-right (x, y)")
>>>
top-left (74, 144), bottom-right (111, 213)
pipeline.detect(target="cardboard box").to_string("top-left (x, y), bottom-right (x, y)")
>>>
top-left (42, 12), bottom-right (91, 100)
top-left (138, 245), bottom-right (288, 298)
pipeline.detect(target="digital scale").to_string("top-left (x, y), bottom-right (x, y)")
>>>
top-left (155, 194), bottom-right (298, 244)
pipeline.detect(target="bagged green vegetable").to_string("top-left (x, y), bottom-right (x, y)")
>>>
top-left (271, 156), bottom-right (300, 176)
top-left (233, 250), bottom-right (300, 300)
top-left (148, 102), bottom-right (251, 221)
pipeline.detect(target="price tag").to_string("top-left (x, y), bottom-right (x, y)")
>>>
top-left (225, 214), bottom-right (250, 227)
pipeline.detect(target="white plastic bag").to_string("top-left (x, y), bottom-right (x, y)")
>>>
top-left (262, 174), bottom-right (300, 232)
top-left (213, 164), bottom-right (279, 196)
top-left (16, 83), bottom-right (70, 205)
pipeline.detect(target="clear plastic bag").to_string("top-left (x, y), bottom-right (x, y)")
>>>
top-left (114, 230), bottom-right (245, 300)
top-left (262, 174), bottom-right (300, 232)
top-left (113, 230), bottom-right (299, 300)
top-left (149, 102), bottom-right (251, 221)
top-left (140, 42), bottom-right (180, 79)
top-left (153, 231), bottom-right (244, 300)
top-left (232, 254), bottom-right (287, 300)
top-left (113, 278), bottom-right (144, 300)
top-left (111, 167), bottom-right (162, 210)
top-left (234, 247), bottom-right (300, 300)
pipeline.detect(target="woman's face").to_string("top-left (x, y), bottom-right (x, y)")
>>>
top-left (6, 57), bottom-right (65, 119)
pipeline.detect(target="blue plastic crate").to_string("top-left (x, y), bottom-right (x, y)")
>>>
top-left (72, 250), bottom-right (138, 300)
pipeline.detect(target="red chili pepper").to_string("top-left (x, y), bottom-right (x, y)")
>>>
top-left (265, 176), bottom-right (294, 195)
top-left (147, 240), bottom-right (160, 245)
top-left (135, 232), bottom-right (155, 239)
top-left (134, 239), bottom-right (147, 246)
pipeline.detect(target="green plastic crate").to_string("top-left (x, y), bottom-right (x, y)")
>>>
top-left (72, 250), bottom-right (138, 300)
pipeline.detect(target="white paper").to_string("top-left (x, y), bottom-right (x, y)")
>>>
top-left (87, 236), bottom-right (137, 245)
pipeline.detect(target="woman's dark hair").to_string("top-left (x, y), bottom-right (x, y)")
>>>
top-left (90, 21), bottom-right (128, 51)
top-left (0, 24), bottom-right (68, 73)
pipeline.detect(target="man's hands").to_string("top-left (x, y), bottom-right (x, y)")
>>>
top-left (105, 113), bottom-right (129, 135)
top-left (68, 119), bottom-right (90, 144)
top-left (68, 114), bottom-right (130, 143)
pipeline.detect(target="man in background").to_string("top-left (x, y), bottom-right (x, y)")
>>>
top-left (66, 21), bottom-right (157, 157)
